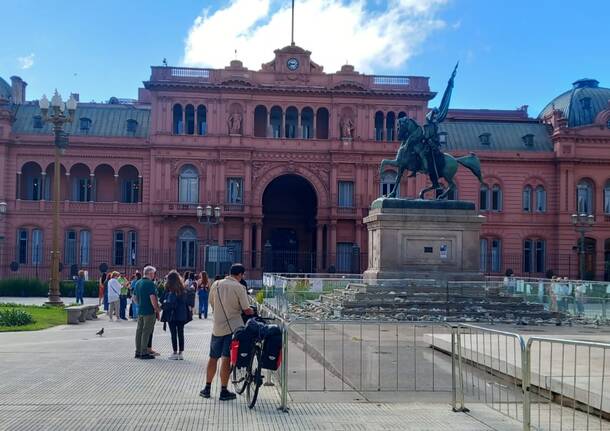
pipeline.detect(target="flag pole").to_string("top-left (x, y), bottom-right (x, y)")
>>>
top-left (291, 0), bottom-right (295, 45)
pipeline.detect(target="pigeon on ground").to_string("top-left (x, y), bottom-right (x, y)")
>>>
top-left (96, 328), bottom-right (104, 337)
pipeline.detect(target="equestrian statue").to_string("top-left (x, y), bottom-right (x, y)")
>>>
top-left (380, 63), bottom-right (483, 200)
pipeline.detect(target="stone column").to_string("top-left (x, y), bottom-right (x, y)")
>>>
top-left (40, 172), bottom-right (47, 200)
top-left (16, 172), bottom-right (21, 200)
top-left (243, 218), bottom-right (251, 269)
top-left (64, 172), bottom-right (70, 201)
top-left (138, 175), bottom-right (143, 203)
top-left (266, 110), bottom-right (272, 138)
top-left (89, 173), bottom-right (95, 202)
top-left (255, 222), bottom-right (263, 268)
top-left (316, 223), bottom-right (324, 272)
top-left (113, 174), bottom-right (119, 202)
top-left (296, 110), bottom-right (301, 139)
top-left (329, 221), bottom-right (337, 270)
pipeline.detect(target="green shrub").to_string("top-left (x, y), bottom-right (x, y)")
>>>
top-left (0, 278), bottom-right (99, 297)
top-left (255, 290), bottom-right (265, 304)
top-left (0, 308), bottom-right (35, 326)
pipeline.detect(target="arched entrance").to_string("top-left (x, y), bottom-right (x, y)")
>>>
top-left (262, 175), bottom-right (317, 273)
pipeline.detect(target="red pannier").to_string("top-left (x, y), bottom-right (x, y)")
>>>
top-left (230, 326), bottom-right (254, 368)
top-left (260, 324), bottom-right (283, 370)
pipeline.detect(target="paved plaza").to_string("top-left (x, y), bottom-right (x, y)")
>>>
top-left (0, 300), bottom-right (530, 431)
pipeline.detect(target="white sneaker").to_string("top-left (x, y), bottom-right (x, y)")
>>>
top-left (178, 353), bottom-right (184, 360)
top-left (169, 353), bottom-right (180, 360)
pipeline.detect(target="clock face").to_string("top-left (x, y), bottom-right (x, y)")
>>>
top-left (287, 57), bottom-right (299, 71)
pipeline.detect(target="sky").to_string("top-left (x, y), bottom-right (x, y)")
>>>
top-left (1, 0), bottom-right (609, 116)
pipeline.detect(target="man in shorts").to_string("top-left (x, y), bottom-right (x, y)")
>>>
top-left (200, 263), bottom-right (253, 401)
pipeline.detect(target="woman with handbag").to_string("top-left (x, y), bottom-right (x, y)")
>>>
top-left (162, 270), bottom-right (192, 360)
top-left (197, 271), bottom-right (210, 319)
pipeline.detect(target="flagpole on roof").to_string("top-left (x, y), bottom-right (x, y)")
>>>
top-left (291, 0), bottom-right (295, 46)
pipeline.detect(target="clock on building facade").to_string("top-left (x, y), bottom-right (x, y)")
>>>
top-left (287, 57), bottom-right (299, 71)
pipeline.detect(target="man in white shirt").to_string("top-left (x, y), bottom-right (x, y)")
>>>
top-left (199, 264), bottom-right (253, 401)
top-left (107, 271), bottom-right (122, 321)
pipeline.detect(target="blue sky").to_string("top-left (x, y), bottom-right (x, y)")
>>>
top-left (1, 0), bottom-right (609, 116)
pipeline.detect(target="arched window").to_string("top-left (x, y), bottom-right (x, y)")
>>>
top-left (386, 112), bottom-right (396, 141)
top-left (374, 111), bottom-right (384, 141)
top-left (113, 230), bottom-right (124, 266)
top-left (285, 106), bottom-right (298, 138)
top-left (315, 107), bottom-right (329, 139)
top-left (380, 171), bottom-right (398, 197)
top-left (522, 185), bottom-right (532, 212)
top-left (270, 106), bottom-right (283, 138)
top-left (172, 104), bottom-right (183, 134)
top-left (17, 229), bottom-right (28, 264)
top-left (70, 163), bottom-right (92, 202)
top-left (480, 237), bottom-right (502, 273)
top-left (604, 239), bottom-right (610, 281)
top-left (179, 165), bottom-right (199, 204)
top-left (253, 105), bottom-right (267, 137)
top-left (178, 227), bottom-right (197, 269)
top-left (604, 180), bottom-right (610, 214)
top-left (577, 179), bottom-right (594, 214)
top-left (535, 186), bottom-right (547, 212)
top-left (65, 230), bottom-right (77, 265)
top-left (479, 184), bottom-right (489, 211)
top-left (20, 162), bottom-right (43, 200)
top-left (197, 105), bottom-right (207, 135)
top-left (185, 104), bottom-right (195, 135)
top-left (301, 107), bottom-right (314, 139)
top-left (128, 230), bottom-right (137, 266)
top-left (491, 184), bottom-right (502, 211)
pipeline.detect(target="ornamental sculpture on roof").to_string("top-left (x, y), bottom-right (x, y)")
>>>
top-left (380, 63), bottom-right (484, 199)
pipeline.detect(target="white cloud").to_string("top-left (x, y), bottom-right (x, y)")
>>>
top-left (183, 0), bottom-right (447, 73)
top-left (17, 53), bottom-right (35, 70)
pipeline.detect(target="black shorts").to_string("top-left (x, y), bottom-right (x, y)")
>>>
top-left (209, 334), bottom-right (232, 358)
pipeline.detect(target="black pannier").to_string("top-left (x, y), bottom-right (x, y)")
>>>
top-left (260, 324), bottom-right (283, 370)
top-left (231, 326), bottom-right (255, 368)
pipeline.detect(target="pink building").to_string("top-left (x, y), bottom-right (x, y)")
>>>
top-left (1, 45), bottom-right (610, 280)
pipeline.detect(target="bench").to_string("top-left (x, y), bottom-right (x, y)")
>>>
top-left (65, 304), bottom-right (100, 324)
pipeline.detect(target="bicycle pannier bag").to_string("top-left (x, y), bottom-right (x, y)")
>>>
top-left (231, 326), bottom-right (255, 368)
top-left (260, 324), bottom-right (283, 370)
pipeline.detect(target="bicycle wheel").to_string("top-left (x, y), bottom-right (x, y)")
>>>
top-left (246, 348), bottom-right (263, 409)
top-left (231, 364), bottom-right (248, 395)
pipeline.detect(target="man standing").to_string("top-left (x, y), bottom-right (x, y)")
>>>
top-left (200, 263), bottom-right (253, 401)
top-left (134, 265), bottom-right (160, 360)
top-left (107, 272), bottom-right (122, 321)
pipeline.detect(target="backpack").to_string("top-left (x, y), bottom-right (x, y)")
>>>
top-left (230, 326), bottom-right (255, 369)
top-left (260, 324), bottom-right (283, 370)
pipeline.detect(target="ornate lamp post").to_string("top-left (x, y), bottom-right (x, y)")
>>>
top-left (39, 91), bottom-right (78, 305)
top-left (571, 213), bottom-right (595, 280)
top-left (197, 205), bottom-right (222, 275)
top-left (0, 201), bottom-right (6, 279)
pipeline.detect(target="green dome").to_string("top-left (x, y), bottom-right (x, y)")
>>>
top-left (0, 77), bottom-right (11, 101)
top-left (539, 79), bottom-right (610, 127)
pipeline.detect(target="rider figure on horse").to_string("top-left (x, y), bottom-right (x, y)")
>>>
top-left (405, 63), bottom-right (457, 191)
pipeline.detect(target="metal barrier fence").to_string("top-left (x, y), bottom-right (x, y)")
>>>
top-left (525, 337), bottom-right (610, 430)
top-left (452, 324), bottom-right (610, 430)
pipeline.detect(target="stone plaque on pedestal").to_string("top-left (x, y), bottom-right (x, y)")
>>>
top-left (363, 198), bottom-right (485, 281)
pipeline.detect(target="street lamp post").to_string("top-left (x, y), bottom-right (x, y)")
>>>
top-left (197, 205), bottom-right (222, 276)
top-left (39, 91), bottom-right (78, 305)
top-left (0, 201), bottom-right (6, 279)
top-left (571, 213), bottom-right (595, 280)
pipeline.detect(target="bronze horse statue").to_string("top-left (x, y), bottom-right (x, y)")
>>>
top-left (380, 116), bottom-right (484, 199)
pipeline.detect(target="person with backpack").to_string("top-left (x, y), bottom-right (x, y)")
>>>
top-left (200, 264), bottom-right (254, 401)
top-left (161, 270), bottom-right (193, 360)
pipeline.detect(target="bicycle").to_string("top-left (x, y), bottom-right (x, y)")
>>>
top-left (231, 316), bottom-right (277, 409)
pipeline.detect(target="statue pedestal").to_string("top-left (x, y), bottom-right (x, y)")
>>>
top-left (363, 198), bottom-right (485, 281)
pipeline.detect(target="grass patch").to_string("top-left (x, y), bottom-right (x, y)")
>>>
top-left (0, 304), bottom-right (66, 332)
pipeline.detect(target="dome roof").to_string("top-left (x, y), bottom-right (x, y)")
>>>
top-left (0, 77), bottom-right (11, 101)
top-left (539, 79), bottom-right (610, 127)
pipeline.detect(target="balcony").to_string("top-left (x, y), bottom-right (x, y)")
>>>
top-left (12, 200), bottom-right (143, 214)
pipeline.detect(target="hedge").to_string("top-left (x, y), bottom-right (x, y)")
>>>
top-left (0, 278), bottom-right (99, 297)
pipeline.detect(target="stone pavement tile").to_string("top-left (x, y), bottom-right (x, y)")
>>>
top-left (0, 314), bottom-right (523, 431)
